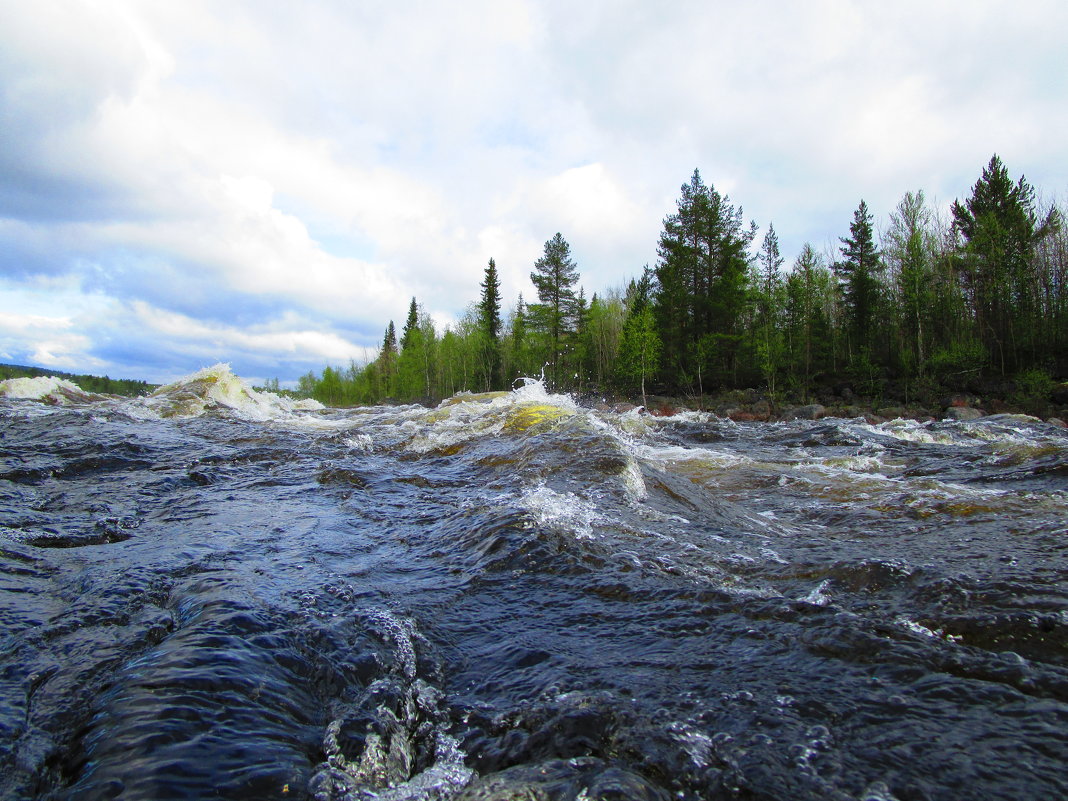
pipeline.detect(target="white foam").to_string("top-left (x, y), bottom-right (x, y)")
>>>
top-left (142, 363), bottom-right (325, 421)
top-left (344, 433), bottom-right (374, 451)
top-left (404, 379), bottom-right (579, 454)
top-left (519, 482), bottom-right (605, 539)
top-left (801, 579), bottom-right (832, 606)
top-left (632, 442), bottom-right (751, 471)
top-left (620, 457), bottom-right (648, 501)
top-left (0, 375), bottom-right (90, 404)
top-left (894, 616), bottom-right (962, 643)
top-left (863, 418), bottom-right (955, 445)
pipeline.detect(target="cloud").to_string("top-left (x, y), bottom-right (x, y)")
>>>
top-left (0, 310), bottom-right (101, 370)
top-left (129, 301), bottom-right (369, 363)
top-left (1, 0), bottom-right (1066, 383)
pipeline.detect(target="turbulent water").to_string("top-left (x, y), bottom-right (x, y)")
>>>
top-left (1, 366), bottom-right (1066, 801)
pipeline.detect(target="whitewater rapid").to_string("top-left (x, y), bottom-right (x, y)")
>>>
top-left (1, 365), bottom-right (1066, 800)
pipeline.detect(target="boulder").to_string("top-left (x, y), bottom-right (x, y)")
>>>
top-left (729, 411), bottom-right (759, 422)
top-left (783, 404), bottom-right (827, 420)
top-left (943, 393), bottom-right (981, 409)
top-left (944, 406), bottom-right (984, 421)
top-left (1046, 417), bottom-right (1066, 428)
top-left (877, 406), bottom-right (909, 420)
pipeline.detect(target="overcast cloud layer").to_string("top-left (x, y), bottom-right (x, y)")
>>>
top-left (2, 0), bottom-right (1066, 385)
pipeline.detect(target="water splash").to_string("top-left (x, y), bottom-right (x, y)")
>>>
top-left (0, 375), bottom-right (93, 405)
top-left (519, 483), bottom-right (605, 539)
top-left (144, 363), bottom-right (324, 420)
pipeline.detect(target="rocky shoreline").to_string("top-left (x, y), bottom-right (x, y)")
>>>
top-left (594, 385), bottom-right (1068, 428)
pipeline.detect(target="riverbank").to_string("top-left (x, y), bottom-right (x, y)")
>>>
top-left (593, 384), bottom-right (1068, 428)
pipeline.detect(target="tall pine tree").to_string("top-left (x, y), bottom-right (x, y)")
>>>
top-left (836, 200), bottom-right (881, 367)
top-left (401, 297), bottom-right (419, 351)
top-left (530, 233), bottom-right (581, 389)
top-left (377, 321), bottom-right (398, 398)
top-left (952, 154), bottom-right (1060, 373)
top-left (756, 223), bottom-right (785, 396)
top-left (477, 258), bottom-right (503, 390)
top-left (653, 169), bottom-right (756, 393)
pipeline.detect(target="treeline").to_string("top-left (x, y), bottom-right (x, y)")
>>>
top-left (0, 363), bottom-right (155, 396)
top-left (299, 155), bottom-right (1067, 407)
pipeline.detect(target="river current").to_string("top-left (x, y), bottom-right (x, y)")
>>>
top-left (1, 366), bottom-right (1066, 800)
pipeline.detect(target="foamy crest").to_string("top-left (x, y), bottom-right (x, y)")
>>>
top-left (143, 363), bottom-right (324, 421)
top-left (632, 442), bottom-right (751, 472)
top-left (0, 375), bottom-right (93, 405)
top-left (405, 379), bottom-right (579, 454)
top-left (864, 418), bottom-right (955, 445)
top-left (510, 375), bottom-right (580, 411)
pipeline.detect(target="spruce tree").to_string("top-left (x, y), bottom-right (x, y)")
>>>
top-left (477, 258), bottom-right (503, 390)
top-left (836, 200), bottom-right (881, 365)
top-left (653, 169), bottom-right (756, 393)
top-left (757, 223), bottom-right (785, 396)
top-left (530, 233), bottom-right (581, 388)
top-left (378, 321), bottom-right (398, 398)
top-left (401, 297), bottom-right (419, 351)
top-left (952, 154), bottom-right (1060, 373)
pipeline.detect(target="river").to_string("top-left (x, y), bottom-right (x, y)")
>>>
top-left (1, 365), bottom-right (1066, 800)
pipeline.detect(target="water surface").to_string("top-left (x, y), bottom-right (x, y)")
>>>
top-left (1, 368), bottom-right (1066, 800)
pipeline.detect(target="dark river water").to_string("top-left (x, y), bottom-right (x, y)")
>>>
top-left (1, 367), bottom-right (1066, 801)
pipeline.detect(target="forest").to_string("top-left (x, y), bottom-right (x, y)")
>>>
top-left (0, 363), bottom-right (155, 397)
top-left (296, 155), bottom-right (1067, 412)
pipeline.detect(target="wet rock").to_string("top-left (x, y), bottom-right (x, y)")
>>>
top-left (751, 400), bottom-right (772, 420)
top-left (782, 404), bottom-right (826, 421)
top-left (944, 406), bottom-right (984, 421)
top-left (1046, 417), bottom-right (1066, 428)
top-left (877, 407), bottom-right (908, 420)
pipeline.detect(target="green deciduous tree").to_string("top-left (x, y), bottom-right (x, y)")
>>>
top-left (583, 289), bottom-right (626, 389)
top-left (617, 274), bottom-right (660, 406)
top-left (884, 190), bottom-right (936, 378)
top-left (784, 244), bottom-right (833, 398)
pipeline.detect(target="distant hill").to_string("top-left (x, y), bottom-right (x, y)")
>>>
top-left (0, 363), bottom-right (156, 397)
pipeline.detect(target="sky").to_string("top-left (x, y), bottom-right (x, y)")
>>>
top-left (2, 0), bottom-right (1066, 386)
